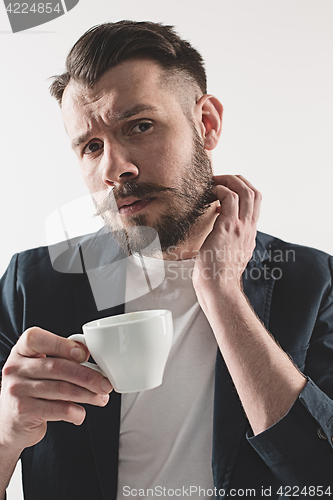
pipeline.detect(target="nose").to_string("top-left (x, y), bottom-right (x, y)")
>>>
top-left (102, 143), bottom-right (139, 187)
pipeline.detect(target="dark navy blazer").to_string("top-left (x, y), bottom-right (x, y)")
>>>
top-left (1, 231), bottom-right (333, 499)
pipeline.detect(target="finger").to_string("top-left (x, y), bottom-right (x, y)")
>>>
top-left (15, 327), bottom-right (88, 363)
top-left (213, 175), bottom-right (255, 221)
top-left (211, 184), bottom-right (239, 219)
top-left (236, 175), bottom-right (262, 222)
top-left (23, 397), bottom-right (87, 426)
top-left (12, 356), bottom-right (113, 395)
top-left (13, 379), bottom-right (110, 407)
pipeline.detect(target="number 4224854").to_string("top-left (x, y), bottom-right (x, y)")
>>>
top-left (6, 3), bottom-right (62, 14)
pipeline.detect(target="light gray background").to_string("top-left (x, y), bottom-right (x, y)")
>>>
top-left (0, 1), bottom-right (332, 497)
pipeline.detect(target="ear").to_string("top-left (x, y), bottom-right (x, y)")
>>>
top-left (195, 94), bottom-right (223, 150)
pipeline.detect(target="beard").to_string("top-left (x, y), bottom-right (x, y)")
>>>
top-left (94, 125), bottom-right (216, 256)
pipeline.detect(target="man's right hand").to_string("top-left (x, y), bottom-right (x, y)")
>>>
top-left (0, 327), bottom-right (113, 454)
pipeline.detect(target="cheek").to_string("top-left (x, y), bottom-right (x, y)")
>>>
top-left (80, 163), bottom-right (105, 196)
top-left (138, 138), bottom-right (191, 185)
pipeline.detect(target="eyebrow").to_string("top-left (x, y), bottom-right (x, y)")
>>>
top-left (71, 104), bottom-right (158, 150)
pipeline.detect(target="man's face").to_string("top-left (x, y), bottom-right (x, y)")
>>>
top-left (62, 59), bottom-right (216, 254)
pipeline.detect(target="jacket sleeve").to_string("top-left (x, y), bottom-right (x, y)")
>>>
top-left (0, 254), bottom-right (23, 380)
top-left (0, 254), bottom-right (23, 499)
top-left (247, 255), bottom-right (333, 488)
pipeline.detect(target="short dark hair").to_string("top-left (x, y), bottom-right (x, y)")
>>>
top-left (49, 20), bottom-right (207, 105)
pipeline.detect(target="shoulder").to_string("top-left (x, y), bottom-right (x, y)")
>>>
top-left (255, 231), bottom-right (333, 297)
top-left (256, 230), bottom-right (332, 268)
top-left (5, 229), bottom-right (125, 287)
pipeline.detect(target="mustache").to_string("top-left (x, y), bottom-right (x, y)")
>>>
top-left (94, 178), bottom-right (218, 217)
top-left (94, 181), bottom-right (175, 216)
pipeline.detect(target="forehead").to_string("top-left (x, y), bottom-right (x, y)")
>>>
top-left (61, 59), bottom-right (185, 140)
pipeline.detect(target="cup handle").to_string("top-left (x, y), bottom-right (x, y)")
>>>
top-left (68, 334), bottom-right (106, 376)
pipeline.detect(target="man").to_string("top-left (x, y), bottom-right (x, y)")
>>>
top-left (0, 20), bottom-right (332, 500)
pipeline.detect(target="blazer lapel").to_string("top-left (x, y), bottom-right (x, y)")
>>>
top-left (84, 392), bottom-right (122, 500)
top-left (212, 232), bottom-right (276, 492)
top-left (242, 233), bottom-right (276, 328)
top-left (72, 231), bottom-right (127, 500)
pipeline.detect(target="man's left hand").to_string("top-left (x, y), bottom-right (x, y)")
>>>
top-left (193, 174), bottom-right (262, 296)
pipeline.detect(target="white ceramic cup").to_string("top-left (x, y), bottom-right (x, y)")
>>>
top-left (68, 310), bottom-right (173, 393)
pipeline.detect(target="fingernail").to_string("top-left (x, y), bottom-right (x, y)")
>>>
top-left (101, 378), bottom-right (113, 394)
top-left (102, 394), bottom-right (109, 405)
top-left (70, 347), bottom-right (85, 362)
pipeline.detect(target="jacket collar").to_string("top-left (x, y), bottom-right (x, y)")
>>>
top-left (71, 229), bottom-right (126, 499)
top-left (74, 286), bottom-right (124, 499)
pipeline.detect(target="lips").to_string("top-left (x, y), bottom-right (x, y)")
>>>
top-left (117, 197), bottom-right (141, 210)
top-left (117, 197), bottom-right (154, 216)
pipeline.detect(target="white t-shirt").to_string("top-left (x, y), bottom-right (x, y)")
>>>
top-left (116, 255), bottom-right (218, 499)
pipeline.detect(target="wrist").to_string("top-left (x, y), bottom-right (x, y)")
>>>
top-left (0, 434), bottom-right (23, 462)
top-left (194, 269), bottom-right (243, 301)
top-left (0, 415), bottom-right (24, 460)
top-left (194, 277), bottom-right (245, 318)
top-left (0, 444), bottom-right (21, 499)
top-left (193, 258), bottom-right (245, 294)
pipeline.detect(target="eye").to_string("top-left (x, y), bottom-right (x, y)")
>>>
top-left (130, 121), bottom-right (153, 135)
top-left (83, 141), bottom-right (103, 155)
